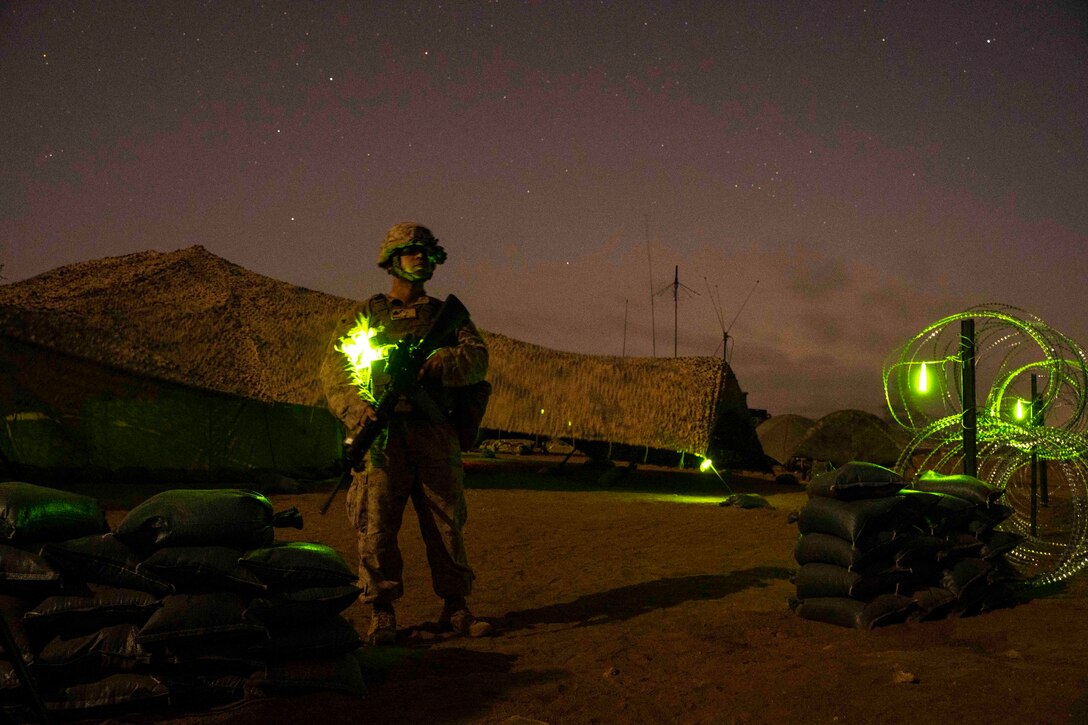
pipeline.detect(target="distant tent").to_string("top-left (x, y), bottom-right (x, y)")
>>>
top-left (0, 246), bottom-right (765, 481)
top-left (482, 332), bottom-right (766, 470)
top-left (756, 414), bottom-right (816, 465)
top-left (792, 409), bottom-right (902, 468)
top-left (0, 247), bottom-right (356, 482)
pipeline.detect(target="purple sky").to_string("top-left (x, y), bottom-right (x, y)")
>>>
top-left (3, 1), bottom-right (1086, 418)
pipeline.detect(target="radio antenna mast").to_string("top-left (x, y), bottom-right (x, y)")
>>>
top-left (656, 265), bottom-right (699, 357)
top-left (645, 216), bottom-right (657, 357)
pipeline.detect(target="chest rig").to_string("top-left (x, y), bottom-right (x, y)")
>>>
top-left (365, 294), bottom-right (452, 405)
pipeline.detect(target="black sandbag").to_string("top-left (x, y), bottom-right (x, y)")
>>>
top-left (909, 470), bottom-right (1002, 506)
top-left (792, 531), bottom-right (898, 571)
top-left (136, 546), bottom-right (266, 594)
top-left (798, 495), bottom-right (919, 543)
top-left (239, 542), bottom-right (357, 589)
top-left (944, 534), bottom-right (986, 561)
top-left (892, 533), bottom-right (952, 568)
top-left (719, 493), bottom-right (774, 509)
top-left (245, 652), bottom-right (367, 697)
top-left (0, 595), bottom-right (34, 665)
top-left (115, 489), bottom-right (284, 551)
top-left (966, 504), bottom-right (1014, 537)
top-left (244, 585), bottom-right (363, 626)
top-left (794, 563), bottom-right (907, 600)
top-left (136, 592), bottom-right (267, 647)
top-left (44, 672), bottom-right (169, 713)
top-left (0, 543), bottom-right (64, 598)
top-left (35, 623), bottom-right (151, 677)
top-left (161, 673), bottom-right (249, 710)
top-left (1, 660), bottom-right (17, 689)
top-left (959, 581), bottom-right (1018, 617)
top-left (43, 534), bottom-right (173, 596)
top-left (979, 531), bottom-right (1024, 559)
top-left (254, 615), bottom-right (361, 660)
top-left (24, 586), bottom-right (160, 634)
top-left (807, 462), bottom-right (906, 501)
top-left (941, 558), bottom-right (992, 598)
top-left (0, 482), bottom-right (109, 545)
top-left (905, 586), bottom-right (958, 621)
top-left (915, 493), bottom-right (979, 536)
top-left (791, 593), bottom-right (916, 629)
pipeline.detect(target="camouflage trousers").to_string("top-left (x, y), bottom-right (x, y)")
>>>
top-left (346, 417), bottom-right (474, 606)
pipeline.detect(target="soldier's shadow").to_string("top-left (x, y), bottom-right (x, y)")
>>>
top-left (491, 566), bottom-right (792, 633)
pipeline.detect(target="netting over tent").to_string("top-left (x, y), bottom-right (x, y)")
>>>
top-left (0, 246), bottom-right (764, 478)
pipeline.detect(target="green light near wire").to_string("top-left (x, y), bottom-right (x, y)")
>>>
top-left (916, 361), bottom-right (929, 393)
top-left (700, 458), bottom-right (714, 473)
top-left (883, 303), bottom-right (1088, 586)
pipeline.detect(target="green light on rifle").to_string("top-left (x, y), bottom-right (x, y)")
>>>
top-left (336, 316), bottom-right (384, 392)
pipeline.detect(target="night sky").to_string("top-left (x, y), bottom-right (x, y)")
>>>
top-left (3, 1), bottom-right (1086, 419)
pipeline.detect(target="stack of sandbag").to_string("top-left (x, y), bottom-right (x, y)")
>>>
top-left (0, 482), bottom-right (365, 721)
top-left (789, 463), bottom-right (1021, 629)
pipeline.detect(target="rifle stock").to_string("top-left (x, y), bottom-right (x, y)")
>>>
top-left (319, 294), bottom-right (469, 515)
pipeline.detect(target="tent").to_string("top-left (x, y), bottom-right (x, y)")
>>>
top-left (791, 409), bottom-right (902, 468)
top-left (0, 246), bottom-right (765, 481)
top-left (756, 414), bottom-right (816, 465)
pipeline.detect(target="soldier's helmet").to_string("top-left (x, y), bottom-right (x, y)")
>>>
top-left (377, 222), bottom-right (448, 269)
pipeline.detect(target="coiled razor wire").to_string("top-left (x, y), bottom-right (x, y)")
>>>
top-left (883, 304), bottom-right (1088, 586)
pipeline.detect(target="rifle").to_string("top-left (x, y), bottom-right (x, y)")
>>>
top-left (320, 294), bottom-right (470, 515)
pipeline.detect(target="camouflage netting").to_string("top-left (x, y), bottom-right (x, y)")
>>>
top-left (0, 246), bottom-right (764, 473)
top-left (0, 246), bottom-right (357, 408)
top-left (484, 332), bottom-right (757, 460)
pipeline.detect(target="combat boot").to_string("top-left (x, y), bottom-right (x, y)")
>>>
top-left (438, 596), bottom-right (492, 638)
top-left (367, 603), bottom-right (397, 646)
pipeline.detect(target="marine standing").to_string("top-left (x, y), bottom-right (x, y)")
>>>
top-left (322, 222), bottom-right (492, 644)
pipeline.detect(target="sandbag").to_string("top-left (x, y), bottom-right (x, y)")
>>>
top-left (43, 534), bottom-right (173, 595)
top-left (44, 673), bottom-right (169, 713)
top-left (909, 470), bottom-right (1002, 506)
top-left (794, 563), bottom-right (906, 600)
top-left (791, 593), bottom-right (916, 629)
top-left (905, 586), bottom-right (958, 621)
top-left (0, 482), bottom-right (109, 545)
top-left (941, 558), bottom-right (992, 598)
top-left (136, 592), bottom-right (266, 647)
top-left (160, 673), bottom-right (249, 710)
top-left (0, 543), bottom-right (63, 597)
top-left (807, 462), bottom-right (906, 501)
top-left (136, 546), bottom-right (266, 594)
top-left (979, 531), bottom-right (1024, 559)
top-left (115, 489), bottom-right (300, 551)
top-left (792, 532), bottom-right (897, 572)
top-left (25, 587), bottom-right (159, 634)
top-left (914, 493), bottom-right (980, 536)
top-left (0, 660), bottom-right (17, 689)
top-left (892, 533), bottom-right (952, 569)
top-left (245, 585), bottom-right (363, 626)
top-left (0, 595), bottom-right (34, 665)
top-left (36, 623), bottom-right (151, 676)
top-left (797, 495), bottom-right (917, 543)
top-left (239, 542), bottom-right (357, 589)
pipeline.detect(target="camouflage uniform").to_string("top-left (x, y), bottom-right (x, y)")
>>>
top-left (321, 293), bottom-right (488, 606)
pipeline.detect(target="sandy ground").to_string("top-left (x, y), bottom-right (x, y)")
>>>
top-left (77, 455), bottom-right (1088, 725)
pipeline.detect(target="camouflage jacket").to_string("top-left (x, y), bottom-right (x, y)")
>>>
top-left (321, 293), bottom-right (488, 431)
